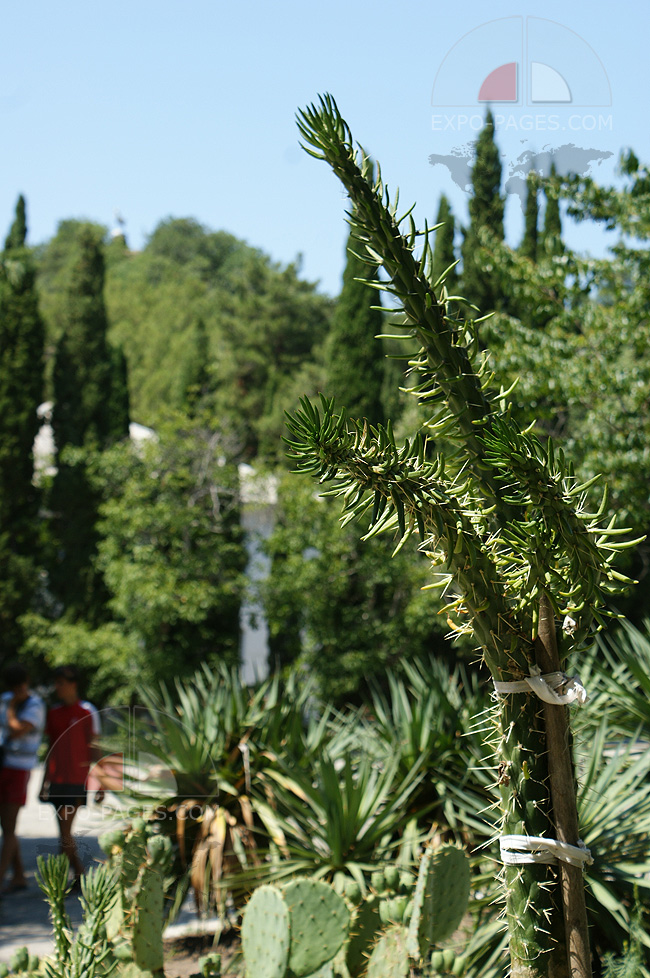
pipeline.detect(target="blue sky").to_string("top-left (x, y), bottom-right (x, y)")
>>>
top-left (0, 1), bottom-right (646, 296)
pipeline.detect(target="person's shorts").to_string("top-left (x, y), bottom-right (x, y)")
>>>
top-left (46, 783), bottom-right (87, 813)
top-left (0, 767), bottom-right (31, 807)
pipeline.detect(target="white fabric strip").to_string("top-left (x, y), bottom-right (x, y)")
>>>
top-left (493, 665), bottom-right (588, 705)
top-left (500, 834), bottom-right (593, 868)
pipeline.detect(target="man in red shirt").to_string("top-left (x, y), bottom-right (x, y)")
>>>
top-left (40, 666), bottom-right (104, 886)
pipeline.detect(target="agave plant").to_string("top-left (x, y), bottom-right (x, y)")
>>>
top-left (252, 748), bottom-right (428, 889)
top-left (577, 619), bottom-right (650, 739)
top-left (365, 657), bottom-right (494, 840)
top-left (577, 719), bottom-right (650, 962)
top-left (106, 662), bottom-right (335, 915)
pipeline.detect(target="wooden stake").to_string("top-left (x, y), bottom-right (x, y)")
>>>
top-left (535, 592), bottom-right (592, 978)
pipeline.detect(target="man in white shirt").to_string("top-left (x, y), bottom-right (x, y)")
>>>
top-left (0, 663), bottom-right (46, 893)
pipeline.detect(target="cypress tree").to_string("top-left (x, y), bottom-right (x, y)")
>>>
top-left (50, 226), bottom-right (128, 618)
top-left (0, 196), bottom-right (45, 655)
top-left (326, 221), bottom-right (385, 425)
top-left (431, 194), bottom-right (458, 292)
top-left (5, 194), bottom-right (27, 251)
top-left (461, 110), bottom-right (505, 313)
top-left (108, 344), bottom-right (131, 441)
top-left (543, 164), bottom-right (564, 256)
top-left (520, 171), bottom-right (539, 262)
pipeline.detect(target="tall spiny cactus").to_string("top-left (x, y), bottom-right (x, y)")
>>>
top-left (289, 95), bottom-right (640, 978)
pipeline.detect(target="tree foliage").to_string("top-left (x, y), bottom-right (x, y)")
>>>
top-left (431, 194), bottom-right (458, 293)
top-left (89, 413), bottom-right (247, 687)
top-left (48, 225), bottom-right (130, 619)
top-left (0, 196), bottom-right (45, 656)
top-left (325, 222), bottom-right (386, 425)
top-left (461, 110), bottom-right (505, 312)
top-left (261, 473), bottom-right (452, 702)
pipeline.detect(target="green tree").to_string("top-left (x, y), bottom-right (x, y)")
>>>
top-left (325, 216), bottom-right (386, 425)
top-left (461, 110), bottom-right (505, 312)
top-left (543, 163), bottom-right (564, 255)
top-left (292, 95), bottom-right (637, 978)
top-left (520, 171), bottom-right (539, 262)
top-left (5, 194), bottom-right (27, 251)
top-left (101, 220), bottom-right (332, 457)
top-left (91, 413), bottom-right (247, 685)
top-left (261, 473), bottom-right (451, 702)
top-left (431, 194), bottom-right (458, 292)
top-left (0, 196), bottom-right (45, 655)
top-left (49, 226), bottom-right (129, 618)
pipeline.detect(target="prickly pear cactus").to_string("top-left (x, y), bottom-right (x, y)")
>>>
top-left (366, 925), bottom-right (410, 978)
top-left (406, 844), bottom-right (469, 960)
top-left (346, 895), bottom-right (382, 978)
top-left (145, 833), bottom-right (172, 872)
top-left (131, 865), bottom-right (165, 976)
top-left (282, 878), bottom-right (349, 978)
top-left (99, 827), bottom-right (127, 855)
top-left (122, 827), bottom-right (149, 896)
top-left (241, 884), bottom-right (291, 978)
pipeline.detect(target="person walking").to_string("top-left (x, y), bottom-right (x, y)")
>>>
top-left (40, 665), bottom-right (104, 888)
top-left (0, 664), bottom-right (45, 893)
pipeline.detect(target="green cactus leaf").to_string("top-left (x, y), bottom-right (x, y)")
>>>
top-left (241, 884), bottom-right (291, 978)
top-left (384, 867), bottom-right (400, 892)
top-left (366, 925), bottom-right (410, 978)
top-left (122, 832), bottom-right (148, 899)
top-left (428, 846), bottom-right (470, 944)
top-left (346, 898), bottom-right (382, 978)
top-left (132, 867), bottom-right (164, 974)
top-left (283, 878), bottom-right (349, 978)
top-left (301, 963), bottom-right (334, 978)
top-left (407, 844), bottom-right (470, 959)
top-left (98, 827), bottom-right (127, 855)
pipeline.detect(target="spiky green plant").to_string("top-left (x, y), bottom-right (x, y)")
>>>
top-left (289, 94), bottom-right (640, 978)
top-left (365, 658), bottom-right (492, 840)
top-left (107, 663), bottom-right (336, 914)
top-left (36, 854), bottom-right (120, 978)
top-left (253, 750), bottom-right (426, 888)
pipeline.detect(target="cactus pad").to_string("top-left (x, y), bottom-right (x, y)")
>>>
top-left (407, 844), bottom-right (470, 958)
top-left (283, 878), bottom-right (349, 978)
top-left (121, 832), bottom-right (148, 897)
top-left (384, 866), bottom-right (400, 891)
top-left (366, 925), bottom-right (410, 978)
top-left (146, 833), bottom-right (172, 869)
top-left (132, 866), bottom-right (165, 975)
top-left (345, 898), bottom-right (382, 978)
top-left (241, 884), bottom-right (291, 978)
